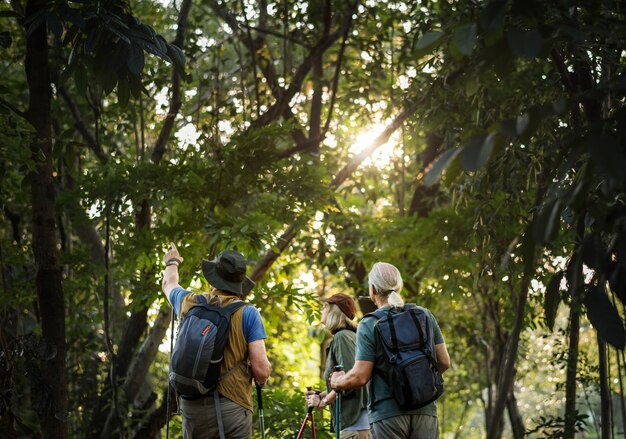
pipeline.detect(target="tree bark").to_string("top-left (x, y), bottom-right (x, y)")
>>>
top-left (564, 220), bottom-right (585, 439)
top-left (25, 1), bottom-right (67, 437)
top-left (598, 337), bottom-right (612, 438)
top-left (486, 276), bottom-right (529, 439)
top-left (506, 390), bottom-right (525, 439)
top-left (101, 308), bottom-right (171, 438)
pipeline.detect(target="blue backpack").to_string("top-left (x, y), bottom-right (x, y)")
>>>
top-left (368, 304), bottom-right (444, 409)
top-left (169, 295), bottom-right (246, 397)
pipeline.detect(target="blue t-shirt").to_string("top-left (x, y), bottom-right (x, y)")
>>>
top-left (169, 286), bottom-right (267, 342)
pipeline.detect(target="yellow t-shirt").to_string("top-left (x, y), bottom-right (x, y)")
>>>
top-left (179, 291), bottom-right (255, 410)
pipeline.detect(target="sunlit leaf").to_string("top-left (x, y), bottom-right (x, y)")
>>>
top-left (423, 148), bottom-right (461, 186)
top-left (414, 31), bottom-right (444, 53)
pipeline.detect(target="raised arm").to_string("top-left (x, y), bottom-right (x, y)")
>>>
top-left (162, 242), bottom-right (184, 302)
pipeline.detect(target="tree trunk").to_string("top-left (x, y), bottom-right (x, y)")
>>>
top-left (506, 390), bottom-right (525, 439)
top-left (486, 276), bottom-right (529, 439)
top-left (101, 308), bottom-right (171, 438)
top-left (564, 221), bottom-right (585, 439)
top-left (598, 337), bottom-right (612, 438)
top-left (25, 1), bottom-right (67, 437)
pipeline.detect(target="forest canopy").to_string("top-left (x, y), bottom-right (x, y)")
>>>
top-left (1, 0), bottom-right (625, 438)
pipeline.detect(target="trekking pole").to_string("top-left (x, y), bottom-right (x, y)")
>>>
top-left (256, 383), bottom-right (266, 439)
top-left (334, 365), bottom-right (343, 439)
top-left (166, 308), bottom-right (175, 439)
top-left (296, 387), bottom-right (319, 439)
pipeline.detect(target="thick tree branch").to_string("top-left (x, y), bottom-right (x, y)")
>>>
top-left (150, 0), bottom-right (192, 164)
top-left (331, 102), bottom-right (417, 188)
top-left (250, 101), bottom-right (417, 282)
top-left (0, 96), bottom-right (27, 118)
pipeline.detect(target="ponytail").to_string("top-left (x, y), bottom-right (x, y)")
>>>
top-left (387, 290), bottom-right (405, 308)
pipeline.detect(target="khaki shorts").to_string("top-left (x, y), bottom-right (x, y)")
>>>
top-left (180, 395), bottom-right (253, 439)
top-left (341, 429), bottom-right (371, 439)
top-left (371, 414), bottom-right (438, 439)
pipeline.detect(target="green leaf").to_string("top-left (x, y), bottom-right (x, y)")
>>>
top-left (544, 271), bottom-right (563, 331)
top-left (584, 283), bottom-right (626, 349)
top-left (533, 199), bottom-right (561, 245)
top-left (506, 28), bottom-right (543, 59)
top-left (167, 43), bottom-right (186, 76)
top-left (414, 31), bottom-right (444, 53)
top-left (127, 43), bottom-right (145, 75)
top-left (117, 78), bottom-right (130, 108)
top-left (84, 28), bottom-right (101, 52)
top-left (423, 147), bottom-right (461, 186)
top-left (459, 133), bottom-right (496, 171)
top-left (454, 24), bottom-right (477, 56)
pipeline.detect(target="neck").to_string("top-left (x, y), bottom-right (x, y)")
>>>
top-left (374, 295), bottom-right (389, 308)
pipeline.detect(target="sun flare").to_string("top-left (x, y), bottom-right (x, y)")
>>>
top-left (349, 122), bottom-right (402, 170)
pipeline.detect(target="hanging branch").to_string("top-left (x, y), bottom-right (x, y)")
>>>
top-left (239, 0), bottom-right (261, 115)
top-left (150, 0), bottom-right (193, 164)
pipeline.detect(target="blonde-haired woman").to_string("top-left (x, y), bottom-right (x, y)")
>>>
top-left (305, 293), bottom-right (370, 439)
top-left (331, 262), bottom-right (451, 439)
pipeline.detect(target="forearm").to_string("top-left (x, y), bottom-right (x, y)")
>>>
top-left (162, 265), bottom-right (181, 301)
top-left (332, 371), bottom-right (365, 391)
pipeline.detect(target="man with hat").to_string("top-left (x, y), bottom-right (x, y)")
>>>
top-left (162, 243), bottom-right (272, 439)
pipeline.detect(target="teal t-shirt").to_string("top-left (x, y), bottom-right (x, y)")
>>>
top-left (355, 305), bottom-right (444, 423)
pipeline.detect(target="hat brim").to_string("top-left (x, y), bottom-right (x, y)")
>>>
top-left (201, 259), bottom-right (255, 296)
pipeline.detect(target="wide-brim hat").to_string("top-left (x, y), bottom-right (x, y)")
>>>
top-left (201, 250), bottom-right (255, 296)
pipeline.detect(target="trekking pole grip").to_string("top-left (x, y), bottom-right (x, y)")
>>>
top-left (256, 383), bottom-right (263, 410)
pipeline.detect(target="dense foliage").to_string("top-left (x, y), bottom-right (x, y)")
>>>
top-left (0, 0), bottom-right (624, 438)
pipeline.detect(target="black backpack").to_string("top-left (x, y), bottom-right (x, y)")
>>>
top-left (368, 304), bottom-right (444, 409)
top-left (169, 295), bottom-right (246, 397)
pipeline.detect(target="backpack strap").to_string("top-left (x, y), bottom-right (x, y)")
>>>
top-left (214, 389), bottom-right (226, 439)
top-left (214, 299), bottom-right (248, 439)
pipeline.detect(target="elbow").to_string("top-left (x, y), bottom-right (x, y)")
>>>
top-left (438, 358), bottom-right (451, 374)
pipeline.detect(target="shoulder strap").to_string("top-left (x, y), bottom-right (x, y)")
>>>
top-left (223, 300), bottom-right (247, 317)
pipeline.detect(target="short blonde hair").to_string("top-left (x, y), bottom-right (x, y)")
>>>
top-left (324, 303), bottom-right (357, 333)
top-left (368, 262), bottom-right (405, 308)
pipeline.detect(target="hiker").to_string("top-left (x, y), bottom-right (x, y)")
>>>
top-left (161, 243), bottom-right (272, 439)
top-left (330, 262), bottom-right (450, 439)
top-left (304, 293), bottom-right (370, 439)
